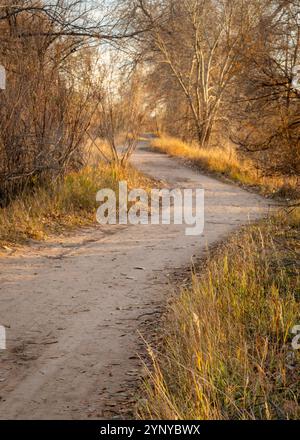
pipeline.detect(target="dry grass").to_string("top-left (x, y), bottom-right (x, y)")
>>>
top-left (151, 136), bottom-right (299, 199)
top-left (139, 209), bottom-right (300, 420)
top-left (0, 163), bottom-right (152, 248)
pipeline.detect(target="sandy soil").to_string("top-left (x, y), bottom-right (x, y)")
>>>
top-left (0, 141), bottom-right (274, 419)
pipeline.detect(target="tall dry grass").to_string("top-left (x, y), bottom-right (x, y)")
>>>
top-left (151, 136), bottom-right (299, 199)
top-left (139, 210), bottom-right (300, 420)
top-left (0, 163), bottom-right (151, 248)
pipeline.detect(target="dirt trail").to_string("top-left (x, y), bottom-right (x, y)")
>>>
top-left (0, 141), bottom-right (273, 419)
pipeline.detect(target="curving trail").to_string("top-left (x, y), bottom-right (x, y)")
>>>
top-left (0, 141), bottom-right (273, 419)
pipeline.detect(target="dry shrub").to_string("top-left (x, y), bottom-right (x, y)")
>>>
top-left (0, 2), bottom-right (97, 205)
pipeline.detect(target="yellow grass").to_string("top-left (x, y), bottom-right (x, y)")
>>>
top-left (0, 163), bottom-right (151, 248)
top-left (138, 209), bottom-right (300, 419)
top-left (151, 136), bottom-right (299, 199)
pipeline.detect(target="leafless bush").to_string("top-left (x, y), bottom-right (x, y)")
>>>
top-left (0, 0), bottom-right (145, 204)
top-left (87, 54), bottom-right (146, 166)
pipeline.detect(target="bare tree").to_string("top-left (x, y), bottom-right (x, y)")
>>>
top-left (87, 53), bottom-right (146, 166)
top-left (128, 0), bottom-right (255, 146)
top-left (229, 0), bottom-right (300, 175)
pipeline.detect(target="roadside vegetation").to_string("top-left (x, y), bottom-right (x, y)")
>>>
top-left (0, 161), bottom-right (151, 249)
top-left (150, 136), bottom-right (300, 200)
top-left (0, 2), bottom-right (146, 249)
top-left (139, 208), bottom-right (300, 420)
top-left (139, 0), bottom-right (300, 417)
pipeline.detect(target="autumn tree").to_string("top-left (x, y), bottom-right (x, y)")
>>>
top-left (128, 0), bottom-right (257, 146)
